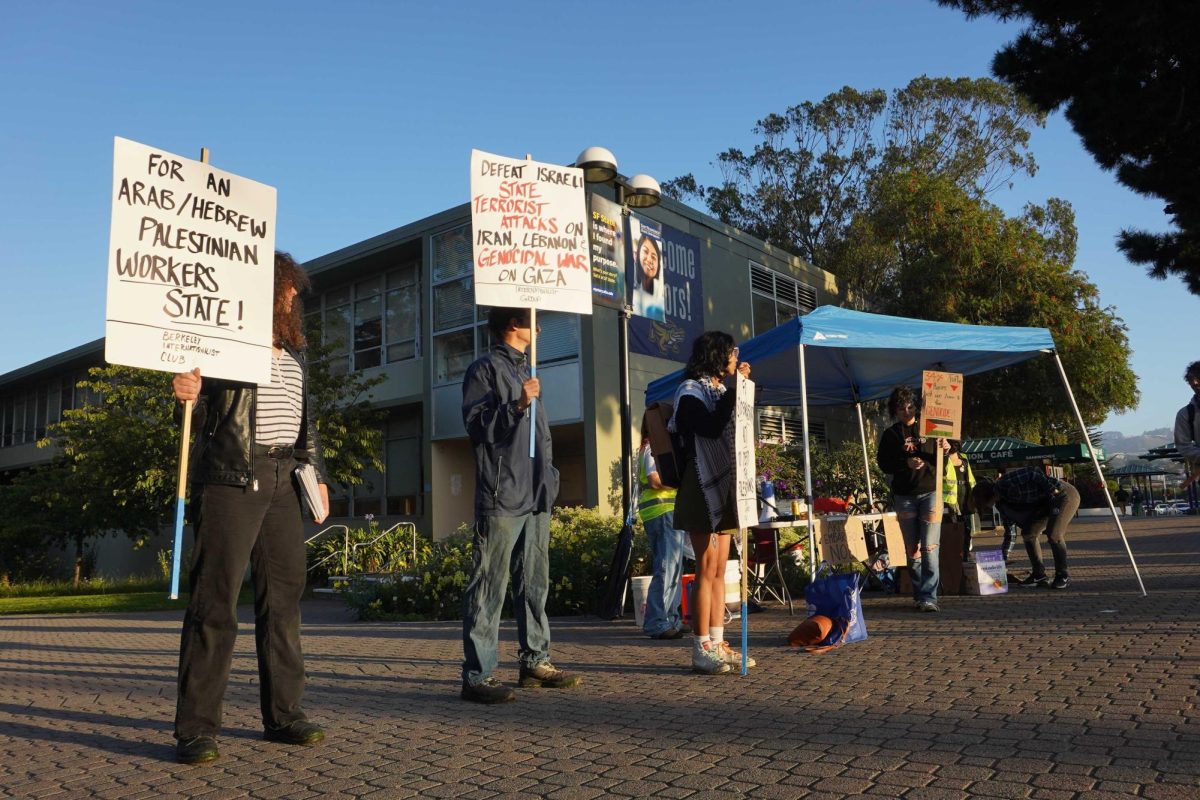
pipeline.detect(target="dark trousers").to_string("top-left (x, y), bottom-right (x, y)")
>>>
top-left (1021, 483), bottom-right (1080, 581)
top-left (175, 454), bottom-right (309, 739)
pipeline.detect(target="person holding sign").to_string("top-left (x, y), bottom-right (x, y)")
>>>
top-left (669, 332), bottom-right (753, 674)
top-left (876, 385), bottom-right (948, 613)
top-left (171, 252), bottom-right (329, 764)
top-left (459, 307), bottom-right (579, 704)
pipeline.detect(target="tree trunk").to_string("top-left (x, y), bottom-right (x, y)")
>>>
top-left (73, 533), bottom-right (85, 586)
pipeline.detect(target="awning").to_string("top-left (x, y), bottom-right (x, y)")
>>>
top-left (961, 437), bottom-right (1106, 467)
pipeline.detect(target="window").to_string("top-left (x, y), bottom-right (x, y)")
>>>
top-left (313, 260), bottom-right (420, 374)
top-left (758, 411), bottom-right (827, 448)
top-left (749, 262), bottom-right (817, 336)
top-left (1, 397), bottom-right (12, 447)
top-left (385, 414), bottom-right (422, 515)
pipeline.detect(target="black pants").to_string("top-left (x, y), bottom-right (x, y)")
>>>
top-left (1021, 482), bottom-right (1080, 581)
top-left (175, 454), bottom-right (309, 739)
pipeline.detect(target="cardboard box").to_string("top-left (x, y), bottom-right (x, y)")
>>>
top-left (895, 521), bottom-right (965, 596)
top-left (963, 548), bottom-right (1008, 595)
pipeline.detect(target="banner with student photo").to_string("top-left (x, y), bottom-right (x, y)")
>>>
top-left (629, 220), bottom-right (704, 362)
top-left (628, 214), bottom-right (666, 322)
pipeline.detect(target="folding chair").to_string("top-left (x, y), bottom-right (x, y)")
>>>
top-left (746, 526), bottom-right (795, 615)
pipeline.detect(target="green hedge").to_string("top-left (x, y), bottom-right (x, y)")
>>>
top-left (344, 507), bottom-right (651, 622)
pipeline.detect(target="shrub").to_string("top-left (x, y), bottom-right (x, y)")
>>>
top-left (342, 506), bottom-right (651, 622)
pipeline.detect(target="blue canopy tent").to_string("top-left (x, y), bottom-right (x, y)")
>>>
top-left (646, 306), bottom-right (1145, 594)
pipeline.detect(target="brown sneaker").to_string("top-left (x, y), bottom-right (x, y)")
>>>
top-left (518, 661), bottom-right (582, 689)
top-left (460, 677), bottom-right (516, 704)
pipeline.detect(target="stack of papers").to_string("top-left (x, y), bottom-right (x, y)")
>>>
top-left (294, 463), bottom-right (326, 521)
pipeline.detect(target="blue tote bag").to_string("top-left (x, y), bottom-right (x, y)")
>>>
top-left (803, 565), bottom-right (868, 650)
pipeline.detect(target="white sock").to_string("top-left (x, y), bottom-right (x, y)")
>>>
top-left (710, 626), bottom-right (724, 646)
top-left (694, 634), bottom-right (710, 649)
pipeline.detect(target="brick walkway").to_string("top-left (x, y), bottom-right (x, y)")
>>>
top-left (1, 516), bottom-right (1197, 799)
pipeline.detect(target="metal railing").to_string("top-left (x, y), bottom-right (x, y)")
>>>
top-left (305, 522), bottom-right (420, 582)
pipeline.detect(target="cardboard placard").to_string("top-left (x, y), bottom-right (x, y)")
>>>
top-left (880, 513), bottom-right (909, 567)
top-left (733, 373), bottom-right (758, 529)
top-left (469, 149), bottom-right (592, 314)
top-left (920, 369), bottom-right (964, 439)
top-left (814, 516), bottom-right (870, 565)
top-left (105, 137), bottom-right (276, 383)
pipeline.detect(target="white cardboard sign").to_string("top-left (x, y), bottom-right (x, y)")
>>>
top-left (105, 137), bottom-right (276, 384)
top-left (469, 149), bottom-right (592, 314)
top-left (733, 373), bottom-right (758, 529)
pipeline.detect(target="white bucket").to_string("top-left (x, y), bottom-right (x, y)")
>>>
top-left (631, 575), bottom-right (653, 630)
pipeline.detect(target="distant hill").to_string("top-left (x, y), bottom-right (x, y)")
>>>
top-left (1101, 428), bottom-right (1172, 456)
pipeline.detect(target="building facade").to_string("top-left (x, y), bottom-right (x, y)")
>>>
top-left (0, 189), bottom-right (849, 573)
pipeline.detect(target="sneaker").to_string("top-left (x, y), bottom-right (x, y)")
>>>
top-left (1016, 574), bottom-right (1050, 588)
top-left (175, 735), bottom-right (219, 764)
top-left (263, 720), bottom-right (325, 745)
top-left (518, 661), bottom-right (581, 689)
top-left (717, 640), bottom-right (756, 668)
top-left (461, 677), bottom-right (516, 704)
top-left (917, 600), bottom-right (939, 612)
top-left (1051, 575), bottom-right (1070, 590)
top-left (692, 641), bottom-right (731, 675)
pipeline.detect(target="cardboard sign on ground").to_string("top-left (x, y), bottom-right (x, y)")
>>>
top-left (964, 548), bottom-right (1009, 595)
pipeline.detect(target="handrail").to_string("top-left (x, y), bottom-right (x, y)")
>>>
top-left (305, 522), bottom-right (421, 578)
top-left (305, 524), bottom-right (351, 576)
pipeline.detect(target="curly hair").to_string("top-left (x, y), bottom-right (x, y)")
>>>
top-left (886, 385), bottom-right (921, 419)
top-left (1185, 360), bottom-right (1200, 383)
top-left (684, 331), bottom-right (736, 381)
top-left (273, 251), bottom-right (310, 350)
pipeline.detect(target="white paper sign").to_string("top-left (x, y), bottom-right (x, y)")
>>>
top-left (105, 137), bottom-right (276, 384)
top-left (733, 373), bottom-right (758, 529)
top-left (469, 149), bottom-right (592, 314)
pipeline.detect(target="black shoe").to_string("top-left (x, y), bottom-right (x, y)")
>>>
top-left (263, 720), bottom-right (325, 745)
top-left (175, 735), bottom-right (219, 764)
top-left (1016, 574), bottom-right (1049, 588)
top-left (518, 661), bottom-right (582, 689)
top-left (650, 626), bottom-right (685, 640)
top-left (1051, 575), bottom-right (1070, 590)
top-left (461, 677), bottom-right (515, 704)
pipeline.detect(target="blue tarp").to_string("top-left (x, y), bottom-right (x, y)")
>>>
top-left (645, 305), bottom-right (1056, 407)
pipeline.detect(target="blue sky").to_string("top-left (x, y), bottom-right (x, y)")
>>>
top-left (1, 1), bottom-right (1190, 436)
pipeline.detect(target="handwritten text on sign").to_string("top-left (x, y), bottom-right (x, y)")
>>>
top-left (105, 137), bottom-right (276, 384)
top-left (920, 369), bottom-right (964, 439)
top-left (733, 373), bottom-right (758, 529)
top-left (469, 149), bottom-right (592, 314)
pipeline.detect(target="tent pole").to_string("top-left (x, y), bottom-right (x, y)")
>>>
top-left (798, 343), bottom-right (816, 577)
top-left (856, 402), bottom-right (875, 508)
top-left (1050, 351), bottom-right (1147, 596)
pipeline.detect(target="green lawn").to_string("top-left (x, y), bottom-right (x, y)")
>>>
top-left (0, 587), bottom-right (254, 616)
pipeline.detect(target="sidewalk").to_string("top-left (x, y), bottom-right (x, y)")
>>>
top-left (1, 516), bottom-right (1197, 799)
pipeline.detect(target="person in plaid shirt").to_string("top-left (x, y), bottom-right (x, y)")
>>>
top-left (973, 466), bottom-right (1079, 589)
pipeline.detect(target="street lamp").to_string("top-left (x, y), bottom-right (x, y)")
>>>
top-left (573, 147), bottom-right (661, 522)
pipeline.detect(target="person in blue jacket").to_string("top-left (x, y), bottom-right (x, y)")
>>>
top-left (459, 306), bottom-right (580, 704)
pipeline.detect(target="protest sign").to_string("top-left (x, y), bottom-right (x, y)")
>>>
top-left (105, 137), bottom-right (276, 384)
top-left (733, 372), bottom-right (758, 529)
top-left (587, 193), bottom-right (625, 310)
top-left (920, 369), bottom-right (964, 439)
top-left (469, 149), bottom-right (592, 314)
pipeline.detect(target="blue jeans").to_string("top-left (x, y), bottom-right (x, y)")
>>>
top-left (461, 512), bottom-right (551, 686)
top-left (642, 511), bottom-right (687, 636)
top-left (894, 492), bottom-right (942, 603)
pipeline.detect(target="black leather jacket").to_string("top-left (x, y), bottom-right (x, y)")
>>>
top-left (182, 343), bottom-right (327, 487)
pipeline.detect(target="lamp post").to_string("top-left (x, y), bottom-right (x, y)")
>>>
top-left (574, 147), bottom-right (661, 519)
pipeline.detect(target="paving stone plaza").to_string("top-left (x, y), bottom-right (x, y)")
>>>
top-left (1, 516), bottom-right (1197, 799)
